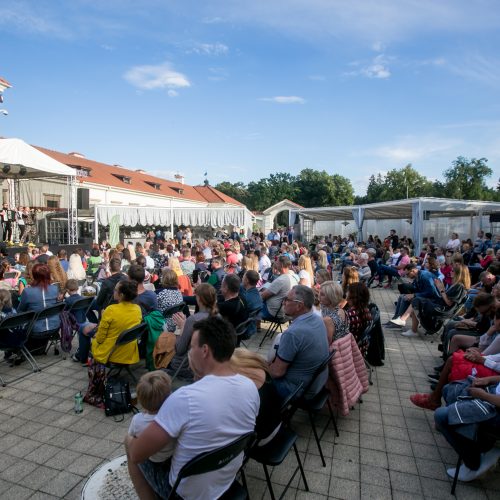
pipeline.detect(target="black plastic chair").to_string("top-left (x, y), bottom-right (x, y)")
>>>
top-left (107, 322), bottom-right (147, 382)
top-left (65, 296), bottom-right (94, 323)
top-left (0, 310), bottom-right (38, 385)
top-left (234, 308), bottom-right (262, 347)
top-left (287, 349), bottom-right (339, 467)
top-left (259, 302), bottom-right (288, 348)
top-left (245, 383), bottom-right (309, 500)
top-left (30, 302), bottom-right (67, 356)
top-left (166, 431), bottom-right (256, 500)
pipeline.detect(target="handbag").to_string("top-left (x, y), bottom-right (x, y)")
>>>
top-left (104, 377), bottom-right (133, 420)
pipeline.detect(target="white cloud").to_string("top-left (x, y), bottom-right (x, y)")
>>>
top-left (374, 135), bottom-right (459, 162)
top-left (345, 54), bottom-right (392, 79)
top-left (259, 96), bottom-right (306, 104)
top-left (208, 67), bottom-right (229, 81)
top-left (189, 42), bottom-right (229, 56)
top-left (439, 53), bottom-right (500, 87)
top-left (167, 90), bottom-right (179, 97)
top-left (124, 62), bottom-right (191, 92)
top-left (372, 41), bottom-right (385, 52)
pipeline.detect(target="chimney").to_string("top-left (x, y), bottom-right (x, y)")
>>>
top-left (68, 152), bottom-right (86, 158)
top-left (174, 174), bottom-right (185, 185)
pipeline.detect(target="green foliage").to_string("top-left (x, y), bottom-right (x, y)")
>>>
top-left (442, 157), bottom-right (495, 200)
top-left (215, 157), bottom-right (498, 210)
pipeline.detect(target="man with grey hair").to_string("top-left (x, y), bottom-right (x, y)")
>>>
top-left (269, 285), bottom-right (329, 398)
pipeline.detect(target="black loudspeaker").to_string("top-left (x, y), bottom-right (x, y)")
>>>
top-left (77, 188), bottom-right (89, 209)
top-left (490, 212), bottom-right (500, 223)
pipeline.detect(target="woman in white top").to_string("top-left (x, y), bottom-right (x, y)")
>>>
top-left (446, 233), bottom-right (461, 252)
top-left (297, 255), bottom-right (314, 287)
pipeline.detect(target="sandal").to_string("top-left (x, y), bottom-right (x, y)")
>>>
top-left (410, 393), bottom-right (440, 411)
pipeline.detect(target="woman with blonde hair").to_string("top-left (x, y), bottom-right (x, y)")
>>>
top-left (66, 253), bottom-right (86, 280)
top-left (167, 257), bottom-right (183, 277)
top-left (341, 266), bottom-right (359, 297)
top-left (47, 255), bottom-right (67, 291)
top-left (317, 249), bottom-right (328, 270)
top-left (297, 255), bottom-right (314, 288)
top-left (230, 348), bottom-right (282, 445)
top-left (319, 281), bottom-right (350, 344)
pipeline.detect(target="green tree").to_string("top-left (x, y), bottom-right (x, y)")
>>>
top-left (443, 157), bottom-right (495, 200)
top-left (295, 169), bottom-right (354, 207)
top-left (247, 172), bottom-right (299, 211)
top-left (363, 165), bottom-right (433, 202)
top-left (214, 181), bottom-right (249, 205)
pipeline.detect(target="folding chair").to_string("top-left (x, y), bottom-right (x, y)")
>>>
top-left (106, 322), bottom-right (147, 383)
top-left (259, 302), bottom-right (288, 348)
top-left (0, 310), bottom-right (38, 385)
top-left (245, 383), bottom-right (308, 500)
top-left (234, 308), bottom-right (262, 347)
top-left (65, 296), bottom-right (94, 323)
top-left (29, 302), bottom-right (67, 356)
top-left (167, 431), bottom-right (256, 500)
top-left (287, 349), bottom-right (339, 467)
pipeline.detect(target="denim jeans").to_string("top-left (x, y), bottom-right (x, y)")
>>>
top-left (377, 265), bottom-right (400, 282)
top-left (393, 295), bottom-right (411, 319)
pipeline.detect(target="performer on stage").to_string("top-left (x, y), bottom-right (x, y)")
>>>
top-left (19, 206), bottom-right (37, 245)
top-left (0, 202), bottom-right (15, 243)
top-left (16, 205), bottom-right (26, 243)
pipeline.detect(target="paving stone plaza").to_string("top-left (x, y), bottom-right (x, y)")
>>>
top-left (0, 287), bottom-right (499, 499)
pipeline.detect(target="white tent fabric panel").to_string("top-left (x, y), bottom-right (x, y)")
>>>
top-left (96, 205), bottom-right (248, 228)
top-left (0, 138), bottom-right (76, 178)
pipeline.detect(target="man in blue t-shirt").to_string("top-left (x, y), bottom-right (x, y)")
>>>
top-left (269, 285), bottom-right (329, 398)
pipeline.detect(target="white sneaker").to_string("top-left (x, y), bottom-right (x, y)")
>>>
top-left (390, 317), bottom-right (406, 326)
top-left (400, 329), bottom-right (418, 337)
top-left (447, 448), bottom-right (500, 482)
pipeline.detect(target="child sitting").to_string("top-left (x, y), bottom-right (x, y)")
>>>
top-left (66, 279), bottom-right (97, 366)
top-left (128, 371), bottom-right (175, 462)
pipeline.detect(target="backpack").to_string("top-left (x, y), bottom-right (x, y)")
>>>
top-left (60, 310), bottom-right (78, 353)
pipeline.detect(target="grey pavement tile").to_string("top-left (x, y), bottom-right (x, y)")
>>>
top-left (392, 490), bottom-right (422, 500)
top-left (360, 483), bottom-right (392, 499)
top-left (360, 448), bottom-right (388, 468)
top-left (304, 452), bottom-right (332, 473)
top-left (328, 477), bottom-right (360, 500)
top-left (411, 442), bottom-right (443, 462)
top-left (359, 410), bottom-right (383, 425)
top-left (66, 454), bottom-right (104, 477)
top-left (415, 457), bottom-right (449, 481)
top-left (359, 421), bottom-right (384, 437)
top-left (359, 433), bottom-right (386, 452)
top-left (24, 443), bottom-right (62, 464)
top-left (382, 414), bottom-right (407, 428)
top-left (360, 464), bottom-right (390, 488)
top-left (295, 492), bottom-right (328, 500)
top-left (419, 476), bottom-right (454, 499)
top-left (332, 444), bottom-right (359, 463)
top-left (383, 424), bottom-right (410, 441)
top-left (385, 438), bottom-right (413, 457)
top-left (455, 484), bottom-right (489, 499)
top-left (2, 483), bottom-right (34, 499)
top-left (0, 459), bottom-right (38, 482)
top-left (27, 493), bottom-right (59, 500)
top-left (335, 430), bottom-right (358, 447)
top-left (44, 449), bottom-right (81, 470)
top-left (30, 425), bottom-right (60, 444)
top-left (409, 429), bottom-right (437, 446)
top-left (331, 458), bottom-right (359, 481)
top-left (300, 470), bottom-right (330, 496)
top-left (39, 470), bottom-right (82, 497)
top-left (21, 465), bottom-right (60, 491)
top-left (62, 479), bottom-right (86, 500)
top-left (8, 438), bottom-right (43, 459)
top-left (0, 453), bottom-right (18, 473)
top-left (389, 470), bottom-right (423, 494)
top-left (387, 453), bottom-right (417, 474)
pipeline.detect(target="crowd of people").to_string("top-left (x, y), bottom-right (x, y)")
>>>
top-left (1, 224), bottom-right (499, 496)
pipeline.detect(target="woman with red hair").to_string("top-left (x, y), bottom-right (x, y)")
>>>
top-left (18, 263), bottom-right (61, 352)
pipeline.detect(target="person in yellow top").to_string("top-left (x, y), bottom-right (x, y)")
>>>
top-left (91, 280), bottom-right (142, 364)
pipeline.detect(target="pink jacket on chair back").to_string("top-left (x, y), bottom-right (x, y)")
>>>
top-left (327, 333), bottom-right (369, 416)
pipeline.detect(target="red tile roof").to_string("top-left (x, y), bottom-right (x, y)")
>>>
top-left (0, 77), bottom-right (12, 88)
top-left (34, 145), bottom-right (243, 206)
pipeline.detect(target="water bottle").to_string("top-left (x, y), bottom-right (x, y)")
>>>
top-left (74, 392), bottom-right (83, 414)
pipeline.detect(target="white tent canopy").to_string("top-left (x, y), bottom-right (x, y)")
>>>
top-left (298, 197), bottom-right (500, 253)
top-left (0, 138), bottom-right (76, 178)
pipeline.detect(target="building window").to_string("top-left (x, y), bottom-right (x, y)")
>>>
top-left (145, 181), bottom-right (161, 190)
top-left (112, 174), bottom-right (132, 184)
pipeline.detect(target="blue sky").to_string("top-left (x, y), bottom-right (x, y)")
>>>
top-left (1, 0), bottom-right (499, 194)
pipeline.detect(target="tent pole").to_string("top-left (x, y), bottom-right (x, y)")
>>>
top-left (67, 175), bottom-right (78, 244)
top-left (94, 205), bottom-right (98, 243)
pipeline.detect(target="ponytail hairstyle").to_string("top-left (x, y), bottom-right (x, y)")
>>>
top-left (195, 283), bottom-right (218, 316)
